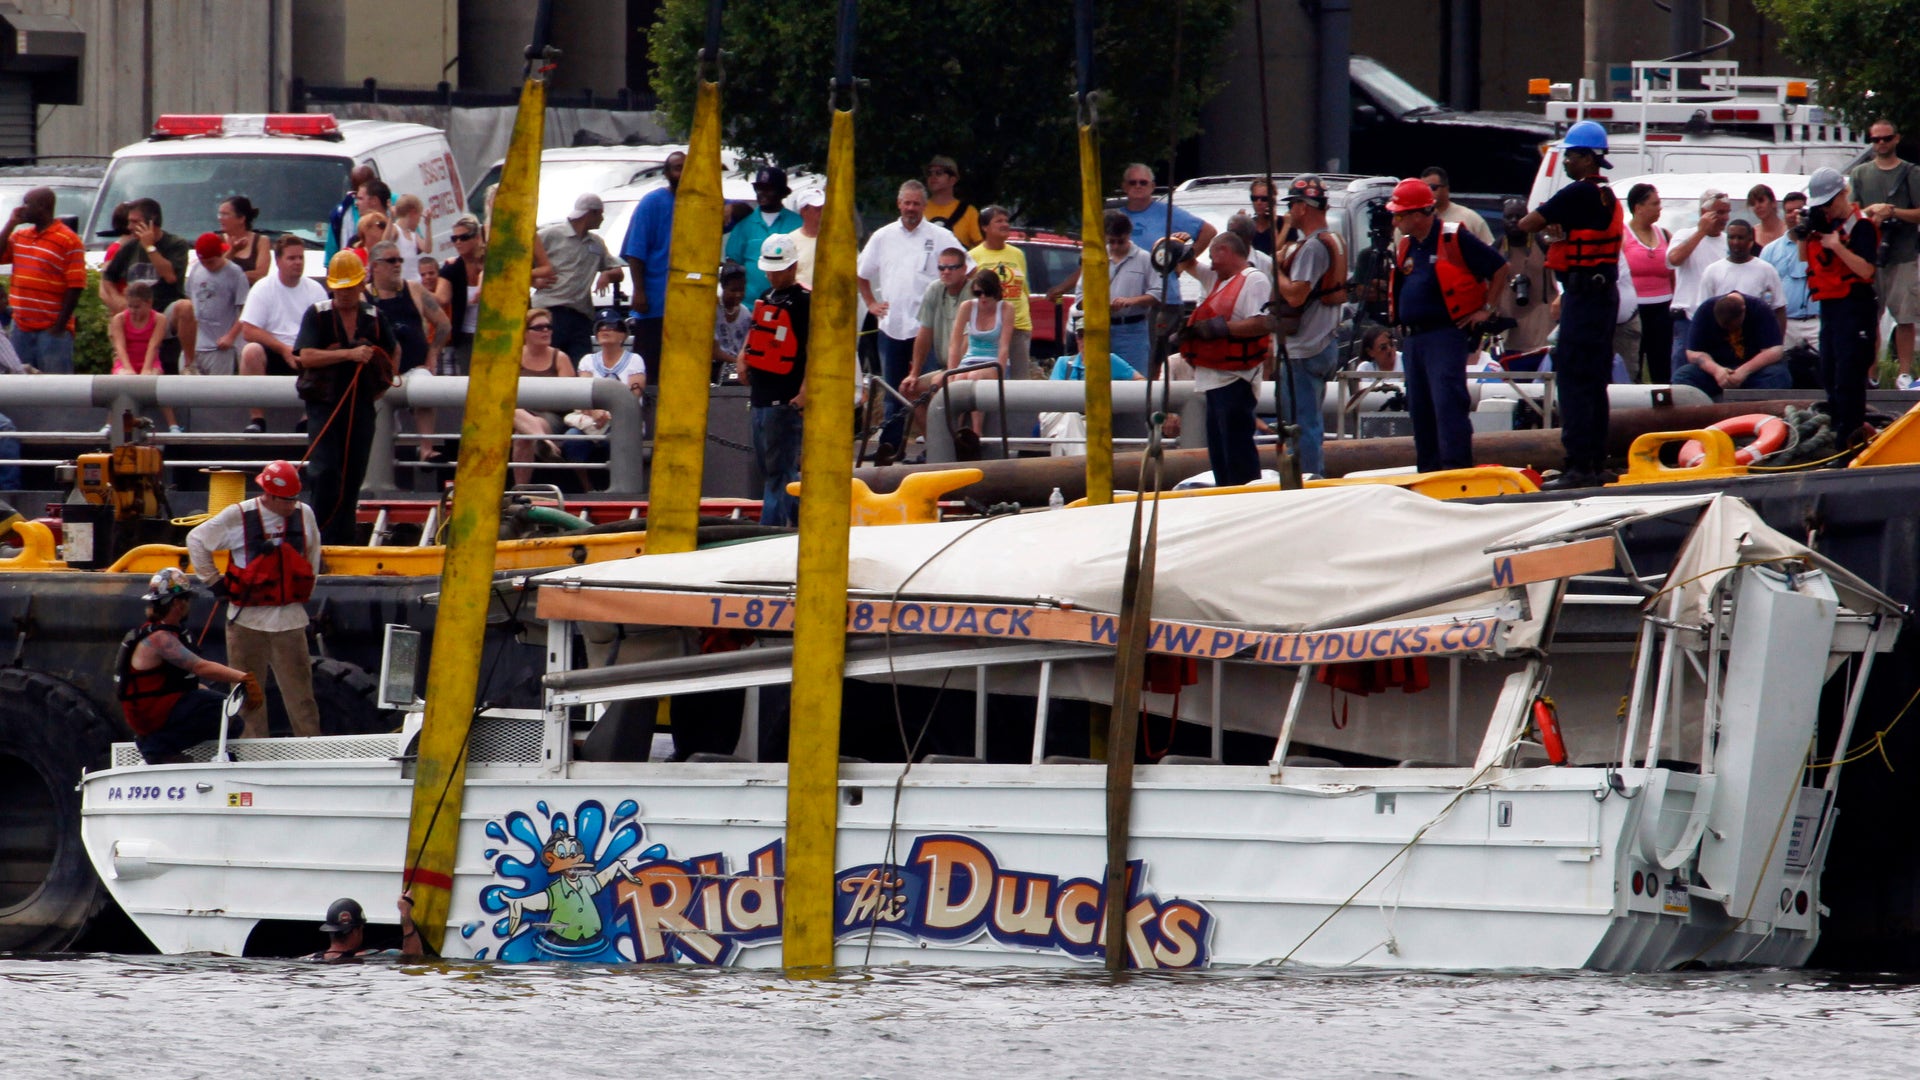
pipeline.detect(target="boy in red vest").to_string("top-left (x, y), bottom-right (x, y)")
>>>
top-left (186, 460), bottom-right (324, 738)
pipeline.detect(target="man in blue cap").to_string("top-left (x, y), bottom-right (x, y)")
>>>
top-left (725, 166), bottom-right (804, 301)
top-left (1516, 120), bottom-right (1626, 489)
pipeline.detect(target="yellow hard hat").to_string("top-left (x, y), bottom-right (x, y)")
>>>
top-left (325, 250), bottom-right (367, 290)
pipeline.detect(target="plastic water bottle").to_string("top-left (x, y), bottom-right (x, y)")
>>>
top-left (1048, 487), bottom-right (1065, 511)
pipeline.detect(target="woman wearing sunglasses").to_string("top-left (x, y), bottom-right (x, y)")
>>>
top-left (512, 308), bottom-right (577, 486)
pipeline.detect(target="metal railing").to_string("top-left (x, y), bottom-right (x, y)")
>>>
top-left (0, 375), bottom-right (646, 493)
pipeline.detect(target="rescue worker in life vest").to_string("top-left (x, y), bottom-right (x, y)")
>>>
top-left (116, 568), bottom-right (261, 765)
top-left (1799, 166), bottom-right (1880, 449)
top-left (1514, 121), bottom-right (1625, 490)
top-left (186, 460), bottom-right (324, 739)
top-left (1178, 232), bottom-right (1274, 486)
top-left (1386, 178), bottom-right (1513, 473)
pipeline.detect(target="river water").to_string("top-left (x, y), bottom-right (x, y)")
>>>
top-left (9, 958), bottom-right (1917, 1078)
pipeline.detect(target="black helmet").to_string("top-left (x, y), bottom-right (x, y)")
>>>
top-left (1282, 174), bottom-right (1330, 210)
top-left (319, 897), bottom-right (365, 934)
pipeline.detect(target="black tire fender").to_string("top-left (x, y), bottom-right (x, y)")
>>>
top-left (0, 667), bottom-right (115, 952)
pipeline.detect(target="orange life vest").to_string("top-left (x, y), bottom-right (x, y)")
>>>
top-left (1543, 182), bottom-right (1625, 272)
top-left (1808, 217), bottom-right (1877, 302)
top-left (116, 621), bottom-right (199, 736)
top-left (1181, 267), bottom-right (1271, 371)
top-left (741, 297), bottom-right (801, 374)
top-left (1391, 223), bottom-right (1490, 324)
top-left (224, 502), bottom-right (317, 608)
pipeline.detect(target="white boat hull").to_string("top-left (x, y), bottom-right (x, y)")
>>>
top-left (81, 747), bottom-right (1825, 971)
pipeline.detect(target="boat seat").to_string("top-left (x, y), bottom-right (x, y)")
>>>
top-left (920, 754), bottom-right (984, 764)
top-left (1282, 755), bottom-right (1343, 768)
top-left (575, 700), bottom-right (655, 763)
top-left (685, 752), bottom-right (748, 763)
top-left (1042, 754), bottom-right (1104, 765)
top-left (1155, 754), bottom-right (1221, 765)
top-left (1396, 759), bottom-right (1455, 768)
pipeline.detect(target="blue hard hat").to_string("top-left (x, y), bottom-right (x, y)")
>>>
top-left (1564, 120), bottom-right (1609, 151)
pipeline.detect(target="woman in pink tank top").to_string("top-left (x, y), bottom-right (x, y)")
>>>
top-left (1622, 183), bottom-right (1675, 383)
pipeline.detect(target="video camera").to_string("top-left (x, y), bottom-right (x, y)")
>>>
top-left (1791, 205), bottom-right (1840, 241)
top-left (1347, 199), bottom-right (1397, 322)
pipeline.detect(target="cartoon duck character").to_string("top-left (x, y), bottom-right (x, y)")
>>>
top-left (503, 826), bottom-right (638, 948)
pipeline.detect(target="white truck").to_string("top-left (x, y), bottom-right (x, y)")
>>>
top-left (1528, 61), bottom-right (1862, 208)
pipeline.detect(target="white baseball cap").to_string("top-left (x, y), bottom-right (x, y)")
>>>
top-left (759, 233), bottom-right (800, 271)
top-left (568, 193), bottom-right (605, 221)
top-left (798, 188), bottom-right (826, 209)
top-left (1806, 167), bottom-right (1847, 206)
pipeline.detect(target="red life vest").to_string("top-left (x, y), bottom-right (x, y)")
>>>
top-left (741, 298), bottom-right (800, 375)
top-left (223, 502), bottom-right (317, 608)
top-left (1391, 223), bottom-right (1491, 323)
top-left (1543, 182), bottom-right (1625, 272)
top-left (1808, 218), bottom-right (1877, 301)
top-left (116, 621), bottom-right (199, 736)
top-left (1181, 267), bottom-right (1271, 371)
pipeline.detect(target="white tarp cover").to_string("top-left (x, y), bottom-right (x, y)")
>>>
top-left (536, 487), bottom-right (1890, 631)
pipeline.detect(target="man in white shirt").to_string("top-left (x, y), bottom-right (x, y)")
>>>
top-left (1422, 167), bottom-right (1495, 244)
top-left (1179, 233), bottom-right (1275, 486)
top-left (1665, 189), bottom-right (1730, 377)
top-left (236, 236), bottom-right (329, 433)
top-left (185, 460), bottom-right (323, 739)
top-left (857, 180), bottom-right (959, 457)
top-left (1694, 220), bottom-right (1787, 333)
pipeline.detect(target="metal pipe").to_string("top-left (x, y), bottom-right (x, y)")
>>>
top-left (1448, 0), bottom-right (1480, 111)
top-left (1315, 0), bottom-right (1352, 173)
top-left (860, 399), bottom-right (1818, 503)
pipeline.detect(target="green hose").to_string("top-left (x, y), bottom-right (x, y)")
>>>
top-left (519, 505), bottom-right (591, 532)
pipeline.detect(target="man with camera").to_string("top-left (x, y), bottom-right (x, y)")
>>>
top-left (1761, 191), bottom-right (1819, 352)
top-left (1801, 167), bottom-right (1880, 448)
top-left (1514, 120), bottom-right (1624, 490)
top-left (1850, 120), bottom-right (1920, 389)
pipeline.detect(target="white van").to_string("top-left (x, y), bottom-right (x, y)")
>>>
top-left (84, 114), bottom-right (466, 263)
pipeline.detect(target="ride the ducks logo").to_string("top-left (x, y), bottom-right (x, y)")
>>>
top-left (475, 800), bottom-right (1213, 968)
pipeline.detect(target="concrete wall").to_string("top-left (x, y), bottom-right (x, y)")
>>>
top-left (27, 0), bottom-right (291, 159)
top-left (293, 0), bottom-right (458, 90)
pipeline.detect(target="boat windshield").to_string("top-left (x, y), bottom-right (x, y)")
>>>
top-left (86, 154), bottom-right (354, 251)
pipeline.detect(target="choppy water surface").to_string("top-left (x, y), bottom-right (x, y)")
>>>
top-left (9, 957), bottom-right (1918, 1078)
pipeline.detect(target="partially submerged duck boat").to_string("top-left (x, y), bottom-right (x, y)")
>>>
top-left (80, 486), bottom-right (1901, 969)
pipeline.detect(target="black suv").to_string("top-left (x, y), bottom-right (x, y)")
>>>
top-left (1349, 56), bottom-right (1556, 196)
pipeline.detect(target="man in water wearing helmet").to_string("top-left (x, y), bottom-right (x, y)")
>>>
top-left (115, 567), bottom-right (260, 765)
top-left (309, 893), bottom-right (427, 962)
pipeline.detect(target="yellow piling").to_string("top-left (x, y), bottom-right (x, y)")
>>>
top-left (645, 79), bottom-right (726, 556)
top-left (782, 105), bottom-right (858, 973)
top-left (1078, 124), bottom-right (1114, 506)
top-left (400, 61), bottom-right (546, 955)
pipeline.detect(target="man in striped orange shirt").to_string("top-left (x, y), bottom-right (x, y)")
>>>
top-left (0, 188), bottom-right (85, 374)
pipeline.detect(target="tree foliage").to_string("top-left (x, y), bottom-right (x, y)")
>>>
top-left (648, 0), bottom-right (1240, 224)
top-left (1754, 0), bottom-right (1920, 134)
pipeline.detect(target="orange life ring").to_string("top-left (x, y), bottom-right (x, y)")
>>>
top-left (1678, 414), bottom-right (1791, 468)
top-left (1531, 696), bottom-right (1568, 765)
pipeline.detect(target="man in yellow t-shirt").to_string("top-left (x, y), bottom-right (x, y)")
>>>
top-left (967, 205), bottom-right (1033, 376)
top-left (925, 155), bottom-right (983, 249)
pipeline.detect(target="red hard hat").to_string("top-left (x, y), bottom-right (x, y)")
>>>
top-left (1385, 177), bottom-right (1436, 214)
top-left (256, 460), bottom-right (302, 497)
